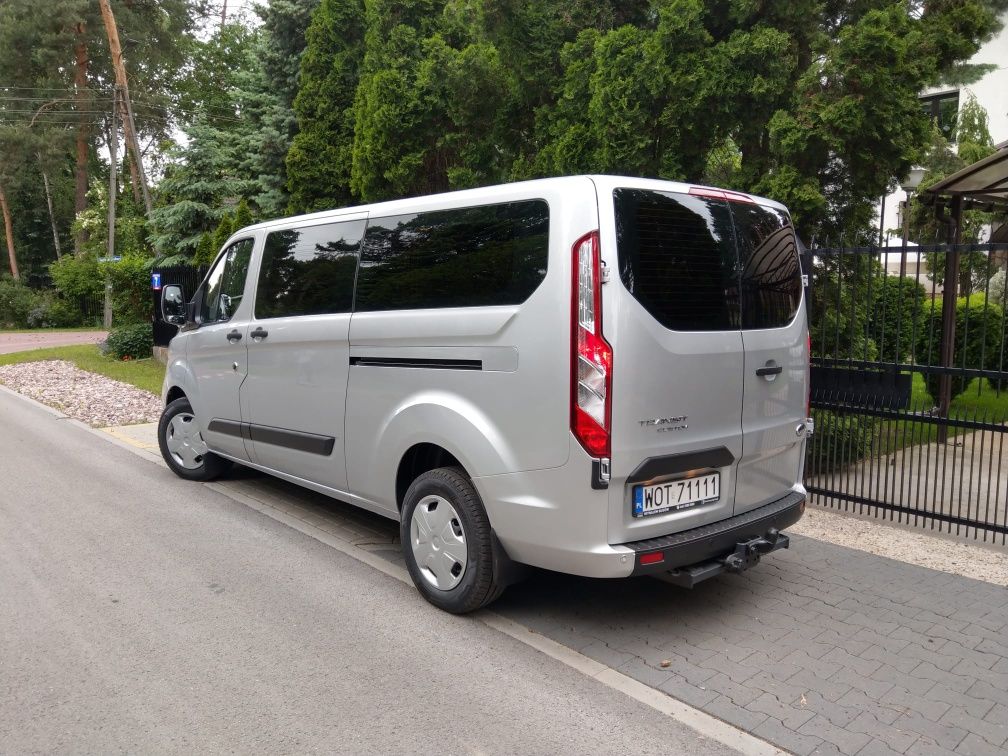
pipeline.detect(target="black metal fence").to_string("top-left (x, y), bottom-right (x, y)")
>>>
top-left (151, 264), bottom-right (207, 347)
top-left (804, 241), bottom-right (1008, 543)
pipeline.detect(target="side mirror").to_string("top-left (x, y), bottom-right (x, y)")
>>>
top-left (161, 284), bottom-right (186, 325)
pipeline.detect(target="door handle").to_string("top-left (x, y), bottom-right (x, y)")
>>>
top-left (250, 327), bottom-right (269, 340)
top-left (226, 330), bottom-right (242, 342)
top-left (756, 365), bottom-right (783, 377)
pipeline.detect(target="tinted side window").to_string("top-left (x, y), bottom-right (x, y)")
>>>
top-left (355, 200), bottom-right (549, 312)
top-left (614, 189), bottom-right (739, 331)
top-left (202, 238), bottom-right (254, 323)
top-left (732, 203), bottom-right (802, 329)
top-left (255, 220), bottom-right (365, 319)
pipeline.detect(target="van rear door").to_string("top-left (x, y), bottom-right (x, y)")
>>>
top-left (731, 202), bottom-right (807, 515)
top-left (603, 186), bottom-right (745, 544)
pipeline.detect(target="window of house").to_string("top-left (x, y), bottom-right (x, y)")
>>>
top-left (920, 91), bottom-right (959, 141)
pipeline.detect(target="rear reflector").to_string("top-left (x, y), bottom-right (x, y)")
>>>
top-left (639, 552), bottom-right (664, 566)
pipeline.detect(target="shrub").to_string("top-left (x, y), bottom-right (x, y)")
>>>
top-left (924, 296), bottom-right (1004, 402)
top-left (0, 278), bottom-right (38, 327)
top-left (26, 293), bottom-right (84, 328)
top-left (870, 276), bottom-right (927, 363)
top-left (806, 409), bottom-right (877, 476)
top-left (106, 322), bottom-right (153, 360)
top-left (107, 255), bottom-right (154, 324)
top-left (49, 254), bottom-right (103, 300)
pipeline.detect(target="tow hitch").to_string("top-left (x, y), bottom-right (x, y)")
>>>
top-left (655, 529), bottom-right (790, 589)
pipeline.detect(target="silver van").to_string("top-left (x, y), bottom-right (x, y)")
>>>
top-left (158, 176), bottom-right (812, 613)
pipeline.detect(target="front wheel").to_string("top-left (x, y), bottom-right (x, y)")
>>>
top-left (400, 467), bottom-right (505, 613)
top-left (157, 397), bottom-right (232, 481)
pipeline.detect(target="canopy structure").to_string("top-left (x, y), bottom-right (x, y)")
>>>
top-left (916, 141), bottom-right (1008, 429)
top-left (924, 140), bottom-right (1008, 206)
top-left (920, 140), bottom-right (1008, 242)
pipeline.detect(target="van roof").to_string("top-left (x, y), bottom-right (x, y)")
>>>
top-left (233, 175), bottom-right (789, 236)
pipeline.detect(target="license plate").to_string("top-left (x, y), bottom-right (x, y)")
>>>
top-left (632, 473), bottom-right (720, 517)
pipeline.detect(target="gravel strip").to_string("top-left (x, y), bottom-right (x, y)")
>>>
top-left (0, 360), bottom-right (162, 428)
top-left (793, 504), bottom-right (1008, 586)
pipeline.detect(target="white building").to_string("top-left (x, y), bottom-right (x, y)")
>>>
top-left (881, 17), bottom-right (1008, 245)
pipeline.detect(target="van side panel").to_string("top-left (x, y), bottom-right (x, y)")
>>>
top-left (344, 178), bottom-right (597, 511)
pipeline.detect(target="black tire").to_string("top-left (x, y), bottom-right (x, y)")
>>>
top-left (157, 397), bottom-right (232, 481)
top-left (400, 466), bottom-right (506, 613)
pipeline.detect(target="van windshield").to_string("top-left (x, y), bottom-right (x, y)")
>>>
top-left (613, 188), bottom-right (801, 332)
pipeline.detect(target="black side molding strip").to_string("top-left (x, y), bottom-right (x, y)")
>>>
top-left (207, 419), bottom-right (335, 456)
top-left (627, 446), bottom-right (735, 486)
top-left (349, 356), bottom-right (482, 371)
top-left (207, 419), bottom-right (243, 439)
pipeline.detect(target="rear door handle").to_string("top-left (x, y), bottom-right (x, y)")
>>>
top-left (250, 327), bottom-right (268, 340)
top-left (226, 330), bottom-right (242, 342)
top-left (756, 365), bottom-right (783, 377)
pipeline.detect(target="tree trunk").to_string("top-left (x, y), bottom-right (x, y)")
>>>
top-left (74, 23), bottom-right (89, 256)
top-left (38, 156), bottom-right (62, 260)
top-left (0, 182), bottom-right (20, 280)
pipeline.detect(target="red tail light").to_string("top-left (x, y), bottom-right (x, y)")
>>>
top-left (571, 231), bottom-right (612, 457)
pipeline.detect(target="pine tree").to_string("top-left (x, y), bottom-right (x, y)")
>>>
top-left (286, 0), bottom-right (366, 212)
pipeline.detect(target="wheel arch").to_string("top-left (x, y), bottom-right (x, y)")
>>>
top-left (395, 443), bottom-right (463, 511)
top-left (165, 385), bottom-right (187, 405)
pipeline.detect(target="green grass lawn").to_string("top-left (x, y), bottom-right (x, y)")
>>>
top-left (0, 345), bottom-right (165, 395)
top-left (875, 373), bottom-right (1007, 453)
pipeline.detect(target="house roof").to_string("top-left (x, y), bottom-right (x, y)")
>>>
top-left (923, 141), bottom-right (1008, 206)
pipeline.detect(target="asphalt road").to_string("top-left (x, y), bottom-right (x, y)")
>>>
top-left (0, 330), bottom-right (106, 355)
top-left (0, 388), bottom-right (732, 755)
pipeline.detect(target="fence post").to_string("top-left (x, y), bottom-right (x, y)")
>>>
top-left (937, 195), bottom-right (963, 442)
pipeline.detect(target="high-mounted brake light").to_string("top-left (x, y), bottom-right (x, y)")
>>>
top-left (688, 186), bottom-right (755, 204)
top-left (571, 231), bottom-right (612, 458)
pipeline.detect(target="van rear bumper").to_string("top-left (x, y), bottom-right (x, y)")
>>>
top-left (620, 491), bottom-right (806, 576)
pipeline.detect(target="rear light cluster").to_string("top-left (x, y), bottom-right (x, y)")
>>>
top-left (571, 231), bottom-right (612, 458)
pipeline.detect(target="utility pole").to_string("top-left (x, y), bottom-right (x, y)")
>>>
top-left (97, 0), bottom-right (153, 215)
top-left (221, 0), bottom-right (228, 26)
top-left (104, 86), bottom-right (118, 330)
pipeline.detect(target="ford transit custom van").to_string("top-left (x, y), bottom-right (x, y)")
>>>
top-left (158, 176), bottom-right (812, 613)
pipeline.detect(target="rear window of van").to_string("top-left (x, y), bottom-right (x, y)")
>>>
top-left (613, 188), bottom-right (801, 331)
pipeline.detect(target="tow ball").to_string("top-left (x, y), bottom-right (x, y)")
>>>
top-left (656, 528), bottom-right (791, 589)
top-left (721, 529), bottom-right (789, 573)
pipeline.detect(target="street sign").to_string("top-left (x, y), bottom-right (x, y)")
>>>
top-left (97, 255), bottom-right (122, 263)
top-left (151, 272), bottom-right (161, 290)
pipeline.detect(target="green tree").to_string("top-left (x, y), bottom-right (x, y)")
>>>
top-left (286, 0), bottom-right (366, 212)
top-left (249, 0), bottom-right (320, 217)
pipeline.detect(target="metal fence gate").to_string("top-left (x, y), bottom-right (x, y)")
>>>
top-left (804, 241), bottom-right (1008, 543)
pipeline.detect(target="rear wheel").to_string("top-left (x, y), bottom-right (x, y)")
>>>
top-left (400, 467), bottom-right (505, 613)
top-left (158, 397), bottom-right (232, 481)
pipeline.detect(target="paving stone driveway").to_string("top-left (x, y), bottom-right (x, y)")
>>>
top-left (218, 473), bottom-right (1008, 756)
top-left (494, 540), bottom-right (1008, 756)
